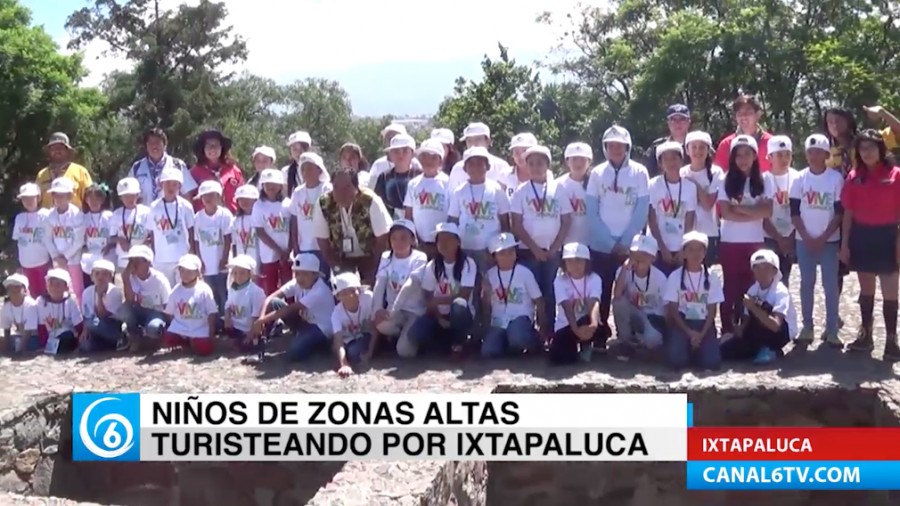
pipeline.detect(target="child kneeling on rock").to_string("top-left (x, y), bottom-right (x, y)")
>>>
top-left (720, 249), bottom-right (797, 364)
top-left (332, 272), bottom-right (375, 377)
top-left (120, 245), bottom-right (170, 351)
top-left (223, 254), bottom-right (266, 353)
top-left (37, 268), bottom-right (83, 354)
top-left (612, 234), bottom-right (667, 355)
top-left (162, 254), bottom-right (218, 355)
top-left (78, 259), bottom-right (125, 352)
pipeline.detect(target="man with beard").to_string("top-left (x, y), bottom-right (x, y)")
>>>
top-left (35, 132), bottom-right (93, 209)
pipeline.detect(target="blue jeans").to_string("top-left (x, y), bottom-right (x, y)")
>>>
top-left (519, 250), bottom-right (560, 326)
top-left (795, 240), bottom-right (840, 333)
top-left (481, 316), bottom-right (540, 358)
top-left (464, 249), bottom-right (490, 325)
top-left (204, 273), bottom-right (228, 316)
top-left (665, 318), bottom-right (721, 370)
top-left (343, 333), bottom-right (372, 364)
top-left (79, 316), bottom-right (122, 352)
top-left (287, 321), bottom-right (328, 361)
top-left (408, 299), bottom-right (474, 353)
top-left (120, 304), bottom-right (167, 338)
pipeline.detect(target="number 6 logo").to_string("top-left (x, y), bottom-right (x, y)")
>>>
top-left (79, 397), bottom-right (135, 459)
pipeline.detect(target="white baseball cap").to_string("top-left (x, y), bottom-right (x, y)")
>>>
top-left (177, 254), bottom-right (202, 271)
top-left (252, 145), bottom-right (277, 161)
top-left (463, 146), bottom-right (491, 164)
top-left (126, 244), bottom-right (154, 262)
top-left (235, 184), bottom-right (260, 200)
top-left (564, 142), bottom-right (593, 160)
top-left (228, 254), bottom-right (257, 272)
top-left (48, 177), bottom-right (74, 194)
top-left (333, 271), bottom-right (363, 295)
top-left (767, 135), bottom-right (793, 156)
top-left (299, 152), bottom-right (326, 171)
top-left (805, 134), bottom-right (830, 153)
top-left (3, 273), bottom-right (29, 289)
top-left (488, 232), bottom-right (519, 254)
top-left (287, 131), bottom-right (312, 146)
top-left (197, 180), bottom-right (223, 197)
top-left (525, 145), bottom-right (552, 163)
top-left (655, 141), bottom-right (684, 159)
top-left (431, 128), bottom-right (454, 144)
top-left (510, 132), bottom-right (538, 150)
top-left (434, 222), bottom-right (461, 239)
top-left (461, 122), bottom-right (491, 140)
top-left (730, 135), bottom-right (759, 154)
top-left (682, 230), bottom-right (709, 248)
top-left (17, 183), bottom-right (41, 199)
top-left (259, 168), bottom-right (284, 186)
top-left (630, 234), bottom-right (659, 257)
top-left (116, 177), bottom-right (140, 196)
top-left (386, 134), bottom-right (416, 151)
top-left (292, 253), bottom-right (321, 274)
top-left (417, 139), bottom-right (445, 158)
top-left (381, 124), bottom-right (408, 137)
top-left (562, 242), bottom-right (590, 260)
top-left (91, 259), bottom-right (116, 274)
top-left (685, 131), bottom-right (714, 149)
top-left (159, 167), bottom-right (183, 184)
top-left (750, 248), bottom-right (780, 270)
top-left (46, 268), bottom-right (71, 285)
top-left (390, 219), bottom-right (417, 238)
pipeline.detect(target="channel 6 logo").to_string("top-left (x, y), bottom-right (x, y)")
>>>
top-left (72, 393), bottom-right (141, 461)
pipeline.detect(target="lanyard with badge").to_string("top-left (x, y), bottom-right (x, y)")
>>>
top-left (663, 179), bottom-right (682, 218)
top-left (530, 181), bottom-right (548, 217)
top-left (122, 208), bottom-right (138, 242)
top-left (569, 275), bottom-right (588, 316)
top-left (493, 264), bottom-right (517, 327)
top-left (239, 216), bottom-right (253, 249)
top-left (163, 200), bottom-right (180, 244)
top-left (11, 305), bottom-right (24, 331)
top-left (44, 300), bottom-right (66, 355)
top-left (465, 184), bottom-right (487, 237)
top-left (87, 212), bottom-right (104, 251)
top-left (342, 305), bottom-right (361, 339)
top-left (340, 204), bottom-right (355, 253)
top-left (685, 271), bottom-right (704, 320)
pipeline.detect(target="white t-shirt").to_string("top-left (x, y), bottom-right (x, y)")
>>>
top-left (194, 207), bottom-right (234, 275)
top-left (765, 169), bottom-right (799, 238)
top-left (614, 265), bottom-right (668, 316)
top-left (110, 205), bottom-right (153, 268)
top-left (746, 281), bottom-right (798, 340)
top-left (556, 174), bottom-right (591, 245)
top-left (82, 210), bottom-right (115, 273)
top-left (420, 258), bottom-right (478, 315)
top-left (510, 179), bottom-right (573, 249)
top-left (0, 297), bottom-right (39, 333)
top-left (165, 282), bottom-right (218, 338)
top-left (366, 156), bottom-right (423, 191)
top-left (447, 155), bottom-right (510, 193)
top-left (649, 176), bottom-right (698, 252)
top-left (484, 263), bottom-right (542, 327)
top-left (680, 165), bottom-right (725, 237)
top-left (552, 272), bottom-right (604, 332)
top-left (586, 161), bottom-right (651, 238)
top-left (45, 204), bottom-right (85, 262)
top-left (289, 182), bottom-right (332, 251)
top-left (251, 198), bottom-right (292, 263)
top-left (148, 197), bottom-right (195, 263)
top-left (788, 168), bottom-right (844, 243)
top-left (230, 213), bottom-right (260, 273)
top-left (36, 296), bottom-right (83, 340)
top-left (663, 267), bottom-right (725, 321)
top-left (331, 290), bottom-right (375, 343)
top-left (81, 285), bottom-right (124, 321)
top-left (225, 282), bottom-right (266, 333)
top-left (375, 250), bottom-right (428, 310)
top-left (500, 168), bottom-right (555, 199)
top-left (279, 278), bottom-right (336, 335)
top-left (128, 269), bottom-right (172, 311)
top-left (447, 180), bottom-right (510, 251)
top-left (312, 193), bottom-right (393, 257)
top-left (13, 210), bottom-right (50, 268)
top-left (403, 173), bottom-right (451, 242)
top-left (717, 177), bottom-right (776, 244)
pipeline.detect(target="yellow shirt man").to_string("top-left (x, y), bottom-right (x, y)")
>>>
top-left (37, 132), bottom-right (93, 208)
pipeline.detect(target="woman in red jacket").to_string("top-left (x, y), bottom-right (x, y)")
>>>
top-left (189, 130), bottom-right (245, 213)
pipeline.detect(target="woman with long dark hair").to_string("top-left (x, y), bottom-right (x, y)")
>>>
top-left (188, 130), bottom-right (245, 213)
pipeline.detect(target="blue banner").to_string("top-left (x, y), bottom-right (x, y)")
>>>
top-left (687, 461), bottom-right (899, 490)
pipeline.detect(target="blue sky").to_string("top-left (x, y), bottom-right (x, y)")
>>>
top-left (25, 0), bottom-right (581, 117)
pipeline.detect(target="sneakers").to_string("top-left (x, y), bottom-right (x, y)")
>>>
top-left (847, 327), bottom-right (875, 351)
top-left (883, 335), bottom-right (900, 361)
top-left (753, 347), bottom-right (777, 365)
top-left (822, 331), bottom-right (843, 348)
top-left (795, 327), bottom-right (814, 345)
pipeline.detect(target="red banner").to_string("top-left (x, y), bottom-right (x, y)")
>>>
top-left (688, 427), bottom-right (900, 461)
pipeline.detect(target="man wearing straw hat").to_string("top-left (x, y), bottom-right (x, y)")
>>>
top-left (35, 132), bottom-right (93, 209)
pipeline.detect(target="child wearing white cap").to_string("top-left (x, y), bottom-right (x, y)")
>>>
top-left (37, 268), bottom-right (83, 354)
top-left (331, 271), bottom-right (375, 377)
top-left (148, 167), bottom-right (196, 286)
top-left (254, 253), bottom-right (335, 361)
top-left (13, 183), bottom-right (52, 297)
top-left (762, 135), bottom-right (799, 286)
top-left (289, 153), bottom-right (333, 276)
top-left (223, 255), bottom-right (266, 354)
top-left (366, 124), bottom-right (423, 192)
top-left (446, 122), bottom-right (511, 193)
top-left (612, 235), bottom-right (668, 352)
top-left (1, 274), bottom-right (39, 353)
top-left (548, 242), bottom-right (606, 364)
top-left (231, 185), bottom-right (261, 280)
top-left (480, 232), bottom-right (545, 359)
top-left (282, 130), bottom-right (314, 195)
top-left (253, 169), bottom-right (292, 295)
top-left (193, 180), bottom-right (234, 314)
top-left (371, 220), bottom-right (428, 358)
top-left (110, 177), bottom-right (152, 270)
top-left (648, 141), bottom-right (697, 275)
top-left (408, 223), bottom-right (476, 357)
top-left (662, 231), bottom-right (724, 370)
top-left (721, 249), bottom-right (796, 365)
top-left (680, 131), bottom-right (725, 266)
top-left (162, 254), bottom-right (218, 356)
top-left (403, 139), bottom-right (451, 256)
top-left (502, 133), bottom-right (553, 198)
top-left (375, 134), bottom-right (422, 219)
top-left (44, 177), bottom-right (86, 305)
top-left (248, 146), bottom-right (277, 188)
top-left (120, 245), bottom-right (170, 350)
top-left (556, 142), bottom-right (594, 245)
top-left (79, 259), bottom-right (125, 353)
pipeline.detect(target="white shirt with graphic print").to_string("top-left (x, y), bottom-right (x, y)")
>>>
top-left (225, 282), bottom-right (266, 333)
top-left (13, 209), bottom-right (51, 268)
top-left (374, 250), bottom-right (428, 311)
top-left (0, 297), bottom-right (39, 334)
top-left (420, 258), bottom-right (478, 315)
top-left (165, 282), bottom-right (218, 338)
top-left (789, 168), bottom-right (843, 243)
top-left (663, 267), bottom-right (725, 321)
top-left (279, 277), bottom-right (336, 335)
top-left (586, 160), bottom-right (651, 238)
top-left (128, 269), bottom-right (172, 312)
top-left (614, 265), bottom-right (668, 316)
top-left (81, 285), bottom-right (124, 321)
top-left (510, 179), bottom-right (573, 250)
top-left (289, 182), bottom-right (332, 251)
top-left (230, 213), bottom-right (260, 274)
top-left (36, 296), bottom-right (83, 340)
top-left (649, 175), bottom-right (698, 253)
top-left (194, 206), bottom-right (234, 275)
top-left (148, 197), bottom-right (195, 264)
top-left (447, 181), bottom-right (510, 251)
top-left (251, 198), bottom-right (292, 264)
top-left (484, 263), bottom-right (542, 327)
top-left (552, 272), bottom-right (604, 332)
top-left (680, 165), bottom-right (725, 238)
top-left (745, 280), bottom-right (798, 339)
top-left (403, 173), bottom-right (451, 243)
top-left (764, 169), bottom-right (800, 239)
top-left (81, 210), bottom-right (115, 274)
top-left (331, 290), bottom-right (375, 343)
top-left (44, 203), bottom-right (85, 262)
top-left (717, 178), bottom-right (776, 244)
top-left (556, 174), bottom-right (591, 245)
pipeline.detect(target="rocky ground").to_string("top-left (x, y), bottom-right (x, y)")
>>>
top-left (0, 269), bottom-right (898, 505)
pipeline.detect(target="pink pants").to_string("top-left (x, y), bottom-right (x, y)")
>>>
top-left (260, 261), bottom-right (291, 296)
top-left (22, 262), bottom-right (51, 298)
top-left (65, 263), bottom-right (85, 306)
top-left (719, 241), bottom-right (764, 333)
top-left (163, 332), bottom-right (216, 356)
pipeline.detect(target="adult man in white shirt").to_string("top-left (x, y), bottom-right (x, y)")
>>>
top-left (366, 124), bottom-right (423, 190)
top-left (446, 122), bottom-right (512, 193)
top-left (129, 128), bottom-right (197, 205)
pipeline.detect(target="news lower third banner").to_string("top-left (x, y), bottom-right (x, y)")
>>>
top-left (71, 392), bottom-right (689, 462)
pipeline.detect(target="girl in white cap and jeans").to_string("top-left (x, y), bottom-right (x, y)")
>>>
top-left (110, 177), bottom-right (152, 272)
top-left (193, 180), bottom-right (234, 314)
top-left (762, 135), bottom-right (799, 284)
top-left (78, 259), bottom-right (125, 352)
top-left (44, 177), bottom-right (86, 304)
top-left (1, 274), bottom-right (39, 353)
top-left (13, 183), bottom-right (52, 297)
top-left (548, 242), bottom-right (605, 364)
top-left (120, 245), bottom-right (170, 350)
top-left (332, 271), bottom-right (375, 377)
top-left (162, 254), bottom-right (219, 356)
top-left (37, 268), bottom-right (83, 354)
top-left (148, 167), bottom-right (196, 286)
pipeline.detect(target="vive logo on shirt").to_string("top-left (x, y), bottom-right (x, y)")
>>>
top-left (176, 300), bottom-right (203, 319)
top-left (773, 189), bottom-right (789, 207)
top-left (52, 225), bottom-right (74, 239)
top-left (630, 291), bottom-right (655, 309)
top-left (605, 185), bottom-right (637, 205)
top-left (682, 290), bottom-right (708, 304)
top-left (416, 191), bottom-right (446, 210)
top-left (345, 319), bottom-right (361, 334)
top-left (85, 226), bottom-right (108, 239)
top-left (299, 201), bottom-right (314, 220)
top-left (466, 201), bottom-right (495, 220)
top-left (803, 190), bottom-right (834, 210)
top-left (238, 228), bottom-right (257, 248)
top-left (19, 225), bottom-right (42, 244)
top-left (437, 276), bottom-right (459, 297)
top-left (122, 223), bottom-right (146, 239)
top-left (569, 196), bottom-right (586, 215)
top-left (227, 303), bottom-right (246, 318)
top-left (526, 197), bottom-right (559, 216)
top-left (198, 228), bottom-right (222, 246)
top-left (388, 270), bottom-right (406, 292)
top-left (266, 215), bottom-right (288, 232)
top-left (44, 315), bottom-right (64, 330)
top-left (157, 218), bottom-right (178, 231)
top-left (494, 286), bottom-right (524, 305)
top-left (657, 196), bottom-right (683, 217)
